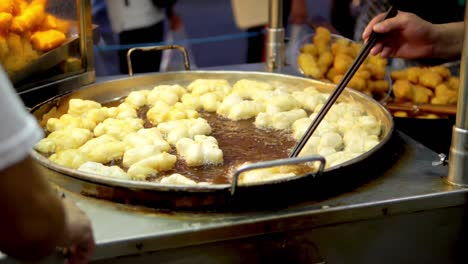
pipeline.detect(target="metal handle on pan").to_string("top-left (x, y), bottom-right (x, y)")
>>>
top-left (126, 44), bottom-right (191, 76)
top-left (230, 155), bottom-right (326, 195)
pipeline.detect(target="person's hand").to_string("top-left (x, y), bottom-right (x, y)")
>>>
top-left (362, 11), bottom-right (437, 59)
top-left (60, 198), bottom-right (95, 264)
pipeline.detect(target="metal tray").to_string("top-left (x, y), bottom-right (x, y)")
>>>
top-left (9, 35), bottom-right (79, 84)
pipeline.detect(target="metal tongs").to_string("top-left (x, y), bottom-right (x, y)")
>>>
top-left (289, 5), bottom-right (398, 158)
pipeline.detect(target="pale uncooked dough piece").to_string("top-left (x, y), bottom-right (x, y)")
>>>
top-left (159, 173), bottom-right (198, 185)
top-left (127, 152), bottom-right (177, 181)
top-left (46, 114), bottom-right (96, 132)
top-left (255, 109), bottom-right (307, 130)
top-left (123, 145), bottom-right (164, 167)
top-left (78, 161), bottom-right (130, 180)
top-left (181, 93), bottom-right (203, 110)
top-left (231, 79), bottom-right (274, 99)
top-left (123, 128), bottom-right (170, 152)
top-left (187, 79), bottom-right (232, 96)
top-left (238, 164), bottom-right (298, 185)
top-left (79, 135), bottom-right (126, 164)
top-left (176, 135), bottom-right (223, 166)
top-left (125, 90), bottom-right (149, 109)
top-left (157, 118), bottom-right (212, 145)
top-left (67, 99), bottom-right (101, 116)
top-left (147, 102), bottom-right (199, 125)
top-left (93, 118), bottom-right (143, 140)
top-left (291, 91), bottom-right (326, 112)
top-left (49, 149), bottom-right (89, 169)
top-left (147, 85), bottom-right (186, 106)
top-left (116, 102), bottom-right (138, 119)
top-left (35, 127), bottom-right (93, 153)
top-left (200, 92), bottom-right (223, 112)
top-left (264, 94), bottom-right (300, 114)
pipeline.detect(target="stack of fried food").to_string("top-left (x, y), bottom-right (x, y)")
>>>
top-left (391, 66), bottom-right (459, 105)
top-left (297, 27), bottom-right (390, 100)
top-left (0, 0), bottom-right (70, 74)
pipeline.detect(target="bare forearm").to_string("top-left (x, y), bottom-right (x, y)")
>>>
top-left (431, 22), bottom-right (464, 60)
top-left (0, 157), bottom-right (66, 261)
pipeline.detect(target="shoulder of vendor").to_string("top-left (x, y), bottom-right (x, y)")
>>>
top-left (105, 0), bottom-right (166, 34)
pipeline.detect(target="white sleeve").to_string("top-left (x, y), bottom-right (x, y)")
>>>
top-left (0, 68), bottom-right (43, 170)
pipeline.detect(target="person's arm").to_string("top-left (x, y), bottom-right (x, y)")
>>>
top-left (362, 11), bottom-right (464, 60)
top-left (0, 65), bottom-right (94, 262)
top-left (0, 157), bottom-right (65, 261)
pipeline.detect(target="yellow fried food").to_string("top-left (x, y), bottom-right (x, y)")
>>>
top-left (391, 69), bottom-right (407, 80)
top-left (0, 12), bottom-right (12, 31)
top-left (0, 0), bottom-right (14, 14)
top-left (11, 1), bottom-right (46, 33)
top-left (447, 76), bottom-right (460, 90)
top-left (301, 43), bottom-right (317, 57)
top-left (406, 67), bottom-right (422, 83)
top-left (393, 80), bottom-right (414, 101)
top-left (413, 85), bottom-right (433, 104)
top-left (333, 53), bottom-right (353, 75)
top-left (38, 14), bottom-right (70, 33)
top-left (30, 29), bottom-right (66, 51)
top-left (298, 53), bottom-right (323, 79)
top-left (419, 70), bottom-right (443, 89)
top-left (430, 66), bottom-right (451, 79)
top-left (298, 27), bottom-right (390, 100)
top-left (368, 80), bottom-right (390, 93)
top-left (432, 84), bottom-right (458, 105)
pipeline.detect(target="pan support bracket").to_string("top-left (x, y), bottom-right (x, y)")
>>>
top-left (448, 3), bottom-right (468, 187)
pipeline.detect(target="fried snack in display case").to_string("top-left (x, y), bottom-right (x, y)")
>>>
top-left (389, 63), bottom-right (459, 119)
top-left (0, 0), bottom-right (94, 91)
top-left (296, 27), bottom-right (391, 102)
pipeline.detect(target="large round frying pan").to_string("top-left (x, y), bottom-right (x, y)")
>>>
top-left (29, 70), bottom-right (395, 210)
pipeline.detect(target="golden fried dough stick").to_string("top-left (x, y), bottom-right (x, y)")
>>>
top-left (38, 14), bottom-right (70, 34)
top-left (430, 66), bottom-right (451, 79)
top-left (368, 80), bottom-right (390, 93)
top-left (30, 29), bottom-right (65, 51)
top-left (393, 80), bottom-right (414, 101)
top-left (11, 0), bottom-right (46, 33)
top-left (390, 69), bottom-right (407, 80)
top-left (413, 85), bottom-right (433, 104)
top-left (0, 12), bottom-right (12, 31)
top-left (419, 69), bottom-right (443, 89)
top-left (0, 0), bottom-right (14, 14)
top-left (298, 53), bottom-right (323, 79)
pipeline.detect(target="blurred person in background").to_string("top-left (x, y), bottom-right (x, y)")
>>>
top-left (92, 0), bottom-right (120, 76)
top-left (106, 0), bottom-right (181, 74)
top-left (0, 66), bottom-right (95, 263)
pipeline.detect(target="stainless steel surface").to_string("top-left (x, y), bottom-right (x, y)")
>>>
top-left (9, 36), bottom-right (79, 85)
top-left (268, 0), bottom-right (283, 29)
top-left (448, 127), bottom-right (468, 186)
top-left (449, 3), bottom-right (468, 187)
top-left (290, 5), bottom-right (397, 158)
top-left (230, 155), bottom-right (326, 195)
top-left (265, 0), bottom-right (285, 71)
top-left (127, 45), bottom-right (190, 76)
top-left (30, 71), bottom-right (393, 195)
top-left (4, 64), bottom-right (463, 263)
top-left (78, 0), bottom-right (94, 72)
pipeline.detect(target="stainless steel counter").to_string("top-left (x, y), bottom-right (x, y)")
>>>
top-left (4, 64), bottom-right (467, 263)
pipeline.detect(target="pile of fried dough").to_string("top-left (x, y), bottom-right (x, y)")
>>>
top-left (0, 0), bottom-right (70, 74)
top-left (297, 27), bottom-right (390, 100)
top-left (391, 66), bottom-right (459, 105)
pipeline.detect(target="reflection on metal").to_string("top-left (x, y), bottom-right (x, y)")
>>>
top-left (230, 155), bottom-right (326, 195)
top-left (126, 45), bottom-right (190, 76)
top-left (77, 0), bottom-right (94, 72)
top-left (448, 3), bottom-right (468, 186)
top-left (265, 0), bottom-right (285, 72)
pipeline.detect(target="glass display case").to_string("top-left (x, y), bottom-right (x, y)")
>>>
top-left (5, 0), bottom-right (94, 104)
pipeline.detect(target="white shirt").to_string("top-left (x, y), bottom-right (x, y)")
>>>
top-left (106, 0), bottom-right (165, 34)
top-left (0, 67), bottom-right (43, 171)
